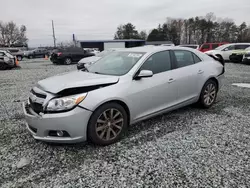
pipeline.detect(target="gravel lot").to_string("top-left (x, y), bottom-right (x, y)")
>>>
top-left (0, 59), bottom-right (250, 188)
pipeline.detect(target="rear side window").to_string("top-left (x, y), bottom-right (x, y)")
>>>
top-left (140, 51), bottom-right (171, 74)
top-left (173, 50), bottom-right (196, 68)
top-left (235, 45), bottom-right (250, 50)
top-left (212, 44), bottom-right (219, 49)
top-left (201, 44), bottom-right (210, 49)
top-left (192, 54), bottom-right (202, 63)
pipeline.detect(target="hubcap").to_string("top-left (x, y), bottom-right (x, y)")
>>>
top-left (204, 83), bottom-right (216, 105)
top-left (95, 108), bottom-right (124, 141)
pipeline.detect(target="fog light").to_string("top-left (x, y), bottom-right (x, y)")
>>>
top-left (57, 130), bottom-right (64, 137)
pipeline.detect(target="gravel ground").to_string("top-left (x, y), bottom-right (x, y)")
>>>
top-left (0, 59), bottom-right (250, 188)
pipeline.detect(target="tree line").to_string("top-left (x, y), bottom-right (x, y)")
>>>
top-left (114, 13), bottom-right (250, 45)
top-left (0, 21), bottom-right (28, 47)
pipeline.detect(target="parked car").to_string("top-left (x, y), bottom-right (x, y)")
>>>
top-left (205, 43), bottom-right (250, 61)
top-left (242, 47), bottom-right (250, 64)
top-left (77, 49), bottom-right (120, 70)
top-left (0, 50), bottom-right (17, 70)
top-left (23, 46), bottom-right (224, 146)
top-left (24, 48), bottom-right (49, 59)
top-left (229, 49), bottom-right (249, 63)
top-left (50, 47), bottom-right (95, 65)
top-left (4, 48), bottom-right (24, 61)
top-left (199, 42), bottom-right (228, 52)
top-left (178, 44), bottom-right (199, 49)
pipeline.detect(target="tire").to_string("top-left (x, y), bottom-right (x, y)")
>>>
top-left (64, 58), bottom-right (72, 65)
top-left (28, 55), bottom-right (33, 59)
top-left (198, 79), bottom-right (218, 108)
top-left (16, 56), bottom-right (23, 61)
top-left (0, 63), bottom-right (8, 70)
top-left (87, 102), bottom-right (128, 146)
top-left (215, 54), bottom-right (224, 62)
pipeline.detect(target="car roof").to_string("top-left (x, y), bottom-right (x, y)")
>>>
top-left (118, 46), bottom-right (174, 53)
top-left (118, 46), bottom-right (201, 54)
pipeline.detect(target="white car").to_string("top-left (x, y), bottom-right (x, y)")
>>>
top-left (178, 44), bottom-right (199, 50)
top-left (205, 43), bottom-right (250, 61)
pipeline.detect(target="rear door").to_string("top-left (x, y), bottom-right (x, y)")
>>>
top-left (170, 50), bottom-right (203, 103)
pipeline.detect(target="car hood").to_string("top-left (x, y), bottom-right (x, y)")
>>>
top-left (38, 71), bottom-right (119, 94)
top-left (78, 56), bottom-right (101, 65)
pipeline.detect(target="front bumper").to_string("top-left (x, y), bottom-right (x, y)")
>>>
top-left (23, 102), bottom-right (92, 143)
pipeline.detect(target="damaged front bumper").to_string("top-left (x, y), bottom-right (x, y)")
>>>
top-left (23, 102), bottom-right (92, 143)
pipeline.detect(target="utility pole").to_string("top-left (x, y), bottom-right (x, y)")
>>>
top-left (52, 20), bottom-right (56, 48)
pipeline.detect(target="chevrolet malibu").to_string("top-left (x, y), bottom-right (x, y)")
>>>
top-left (23, 46), bottom-right (224, 146)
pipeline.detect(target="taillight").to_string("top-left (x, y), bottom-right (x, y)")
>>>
top-left (57, 52), bottom-right (62, 56)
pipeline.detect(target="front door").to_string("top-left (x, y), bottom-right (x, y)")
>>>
top-left (127, 50), bottom-right (178, 120)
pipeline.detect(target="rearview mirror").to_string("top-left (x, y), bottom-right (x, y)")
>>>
top-left (135, 70), bottom-right (153, 79)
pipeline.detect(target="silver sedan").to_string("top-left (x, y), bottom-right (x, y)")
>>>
top-left (23, 46), bottom-right (224, 145)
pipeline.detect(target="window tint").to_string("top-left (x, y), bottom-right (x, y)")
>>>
top-left (0, 52), bottom-right (5, 56)
top-left (212, 44), bottom-right (219, 49)
top-left (173, 50), bottom-right (195, 68)
top-left (140, 51), bottom-right (171, 74)
top-left (192, 53), bottom-right (202, 63)
top-left (235, 44), bottom-right (250, 50)
top-left (201, 44), bottom-right (210, 49)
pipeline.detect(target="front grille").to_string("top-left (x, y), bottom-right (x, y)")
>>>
top-left (29, 98), bottom-right (44, 114)
top-left (29, 88), bottom-right (47, 114)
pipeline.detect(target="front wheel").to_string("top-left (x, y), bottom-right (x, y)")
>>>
top-left (198, 79), bottom-right (218, 108)
top-left (87, 103), bottom-right (128, 146)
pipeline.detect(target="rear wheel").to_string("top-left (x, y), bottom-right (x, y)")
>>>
top-left (64, 58), bottom-right (72, 65)
top-left (0, 63), bottom-right (8, 70)
top-left (198, 79), bottom-right (218, 108)
top-left (16, 56), bottom-right (23, 61)
top-left (87, 103), bottom-right (128, 146)
top-left (28, 55), bottom-right (33, 59)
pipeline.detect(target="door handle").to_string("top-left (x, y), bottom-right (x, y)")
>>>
top-left (168, 78), bottom-right (175, 83)
top-left (198, 70), bottom-right (204, 74)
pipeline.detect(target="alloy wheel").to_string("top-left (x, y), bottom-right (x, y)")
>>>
top-left (95, 108), bottom-right (124, 141)
top-left (65, 58), bottom-right (72, 65)
top-left (203, 83), bottom-right (216, 105)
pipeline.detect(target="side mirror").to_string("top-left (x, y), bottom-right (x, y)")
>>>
top-left (223, 48), bottom-right (229, 51)
top-left (135, 70), bottom-right (153, 79)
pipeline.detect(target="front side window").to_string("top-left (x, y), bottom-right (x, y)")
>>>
top-left (140, 51), bottom-right (171, 74)
top-left (224, 45), bottom-right (235, 51)
top-left (173, 50), bottom-right (195, 68)
top-left (87, 51), bottom-right (145, 76)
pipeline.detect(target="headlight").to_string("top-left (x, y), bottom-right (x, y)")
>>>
top-left (46, 93), bottom-right (87, 112)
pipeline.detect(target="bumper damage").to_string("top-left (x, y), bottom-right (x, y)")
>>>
top-left (23, 102), bottom-right (92, 143)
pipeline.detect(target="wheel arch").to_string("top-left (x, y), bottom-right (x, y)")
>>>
top-left (90, 99), bottom-right (131, 124)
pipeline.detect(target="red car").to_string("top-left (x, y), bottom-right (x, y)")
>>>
top-left (199, 42), bottom-right (229, 52)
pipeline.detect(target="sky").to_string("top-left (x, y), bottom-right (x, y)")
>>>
top-left (1, 0), bottom-right (250, 47)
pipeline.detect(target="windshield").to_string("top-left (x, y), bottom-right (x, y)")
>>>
top-left (87, 51), bottom-right (145, 76)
